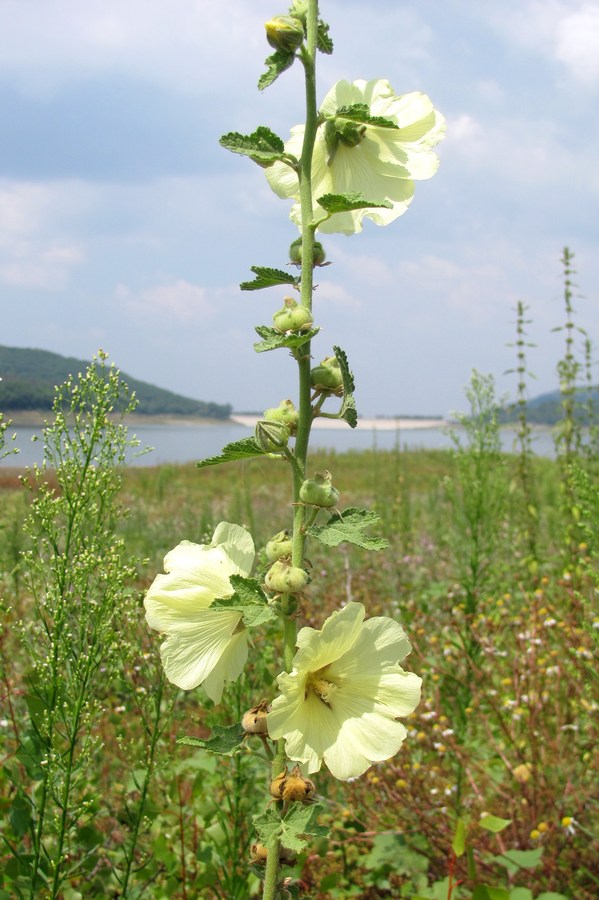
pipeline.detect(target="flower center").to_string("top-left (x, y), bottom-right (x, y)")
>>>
top-left (306, 667), bottom-right (338, 707)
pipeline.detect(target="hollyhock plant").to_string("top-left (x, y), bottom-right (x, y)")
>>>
top-left (144, 522), bottom-right (255, 703)
top-left (267, 602), bottom-right (422, 780)
top-left (266, 78), bottom-right (445, 234)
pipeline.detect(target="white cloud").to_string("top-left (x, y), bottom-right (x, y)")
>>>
top-left (486, 0), bottom-right (599, 87)
top-left (0, 181), bottom-right (84, 288)
top-left (115, 279), bottom-right (214, 322)
top-left (555, 4), bottom-right (599, 83)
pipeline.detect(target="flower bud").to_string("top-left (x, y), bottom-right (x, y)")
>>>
top-left (272, 297), bottom-right (313, 333)
top-left (265, 15), bottom-right (305, 53)
top-left (265, 559), bottom-right (308, 594)
top-left (254, 419), bottom-right (290, 453)
top-left (265, 529), bottom-right (293, 562)
top-left (270, 765), bottom-right (315, 803)
top-left (299, 470), bottom-right (340, 508)
top-left (310, 356), bottom-right (343, 393)
top-left (242, 699), bottom-right (270, 734)
top-left (250, 842), bottom-right (296, 866)
top-left (263, 399), bottom-right (299, 434)
top-left (289, 237), bottom-right (327, 267)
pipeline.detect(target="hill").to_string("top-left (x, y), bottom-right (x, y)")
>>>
top-left (498, 386), bottom-right (599, 425)
top-left (0, 346), bottom-right (232, 419)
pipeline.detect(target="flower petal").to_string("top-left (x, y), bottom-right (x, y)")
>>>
top-left (159, 609), bottom-right (248, 701)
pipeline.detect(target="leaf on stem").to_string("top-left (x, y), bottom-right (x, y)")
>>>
top-left (254, 325), bottom-right (319, 353)
top-left (308, 507), bottom-right (389, 551)
top-left (240, 266), bottom-right (301, 292)
top-left (178, 723), bottom-right (246, 755)
top-left (259, 50), bottom-right (296, 90)
top-left (333, 345), bottom-right (358, 428)
top-left (219, 127), bottom-right (287, 165)
top-left (196, 438), bottom-right (268, 469)
top-left (336, 103), bottom-right (399, 129)
top-left (317, 192), bottom-right (393, 214)
top-left (254, 802), bottom-right (329, 853)
top-left (317, 20), bottom-right (334, 54)
top-left (211, 575), bottom-right (276, 627)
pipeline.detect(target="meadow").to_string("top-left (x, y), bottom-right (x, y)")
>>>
top-left (0, 357), bottom-right (597, 898)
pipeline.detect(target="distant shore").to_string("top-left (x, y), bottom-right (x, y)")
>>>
top-left (230, 415), bottom-right (446, 431)
top-left (6, 410), bottom-right (447, 430)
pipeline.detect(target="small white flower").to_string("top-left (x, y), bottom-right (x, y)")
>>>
top-left (144, 523), bottom-right (255, 703)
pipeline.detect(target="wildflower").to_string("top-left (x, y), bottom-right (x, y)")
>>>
top-left (267, 602), bottom-right (421, 780)
top-left (144, 522), bottom-right (255, 703)
top-left (266, 78), bottom-right (445, 234)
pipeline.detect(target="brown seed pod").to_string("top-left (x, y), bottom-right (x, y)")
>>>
top-left (241, 699), bottom-right (270, 735)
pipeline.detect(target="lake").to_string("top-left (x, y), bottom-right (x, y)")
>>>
top-left (1, 420), bottom-right (558, 468)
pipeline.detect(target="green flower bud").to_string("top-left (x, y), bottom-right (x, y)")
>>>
top-left (310, 356), bottom-right (343, 393)
top-left (265, 529), bottom-right (293, 562)
top-left (254, 419), bottom-right (290, 453)
top-left (288, 0), bottom-right (308, 25)
top-left (265, 15), bottom-right (305, 53)
top-left (289, 237), bottom-right (327, 267)
top-left (265, 559), bottom-right (308, 594)
top-left (263, 399), bottom-right (299, 434)
top-left (299, 470), bottom-right (340, 508)
top-left (272, 297), bottom-right (313, 333)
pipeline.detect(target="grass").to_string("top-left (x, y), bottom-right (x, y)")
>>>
top-left (1, 438), bottom-right (597, 898)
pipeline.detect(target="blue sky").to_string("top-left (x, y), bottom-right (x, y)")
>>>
top-left (1, 0), bottom-right (598, 416)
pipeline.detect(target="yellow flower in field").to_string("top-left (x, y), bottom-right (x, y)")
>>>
top-left (144, 523), bottom-right (254, 703)
top-left (266, 78), bottom-right (445, 234)
top-left (267, 602), bottom-right (421, 780)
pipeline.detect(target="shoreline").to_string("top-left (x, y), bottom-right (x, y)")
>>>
top-left (5, 410), bottom-right (447, 430)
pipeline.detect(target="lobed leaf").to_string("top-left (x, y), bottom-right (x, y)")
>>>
top-left (240, 266), bottom-right (301, 292)
top-left (336, 103), bottom-right (398, 129)
top-left (308, 507), bottom-right (389, 551)
top-left (317, 19), bottom-right (334, 54)
top-left (333, 345), bottom-right (358, 427)
top-left (178, 723), bottom-right (246, 756)
top-left (317, 192), bottom-right (393, 214)
top-left (259, 50), bottom-right (296, 90)
top-left (254, 802), bottom-right (329, 853)
top-left (254, 325), bottom-right (319, 353)
top-left (219, 126), bottom-right (286, 165)
top-left (211, 575), bottom-right (276, 627)
top-left (196, 438), bottom-right (267, 469)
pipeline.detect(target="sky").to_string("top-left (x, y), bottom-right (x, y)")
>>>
top-left (1, 0), bottom-right (598, 417)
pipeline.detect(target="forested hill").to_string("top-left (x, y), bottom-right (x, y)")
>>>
top-left (498, 386), bottom-right (599, 425)
top-left (0, 346), bottom-right (232, 419)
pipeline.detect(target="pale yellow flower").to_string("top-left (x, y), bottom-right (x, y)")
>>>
top-left (266, 78), bottom-right (445, 234)
top-left (144, 523), bottom-right (254, 703)
top-left (267, 602), bottom-right (422, 780)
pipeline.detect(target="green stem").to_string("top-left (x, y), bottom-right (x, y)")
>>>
top-left (262, 5), bottom-right (320, 899)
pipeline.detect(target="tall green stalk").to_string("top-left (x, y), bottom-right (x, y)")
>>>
top-left (263, 6), bottom-right (320, 896)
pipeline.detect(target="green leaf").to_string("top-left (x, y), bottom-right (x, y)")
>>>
top-left (9, 792), bottom-right (32, 838)
top-left (196, 438), bottom-right (267, 469)
top-left (259, 50), bottom-right (296, 90)
top-left (178, 723), bottom-right (245, 756)
top-left (219, 126), bottom-right (287, 165)
top-left (496, 847), bottom-right (543, 874)
top-left (452, 818), bottom-right (466, 857)
top-left (479, 814), bottom-right (512, 833)
top-left (240, 266), bottom-right (300, 292)
top-left (509, 889), bottom-right (534, 900)
top-left (317, 19), bottom-right (334, 54)
top-left (317, 192), bottom-right (393, 214)
top-left (308, 507), bottom-right (389, 551)
top-left (535, 894), bottom-right (570, 900)
top-left (254, 802), bottom-right (329, 853)
top-left (472, 888), bottom-right (510, 900)
top-left (254, 325), bottom-right (319, 353)
top-left (211, 575), bottom-right (276, 627)
top-left (336, 103), bottom-right (398, 129)
top-left (334, 345), bottom-right (358, 428)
